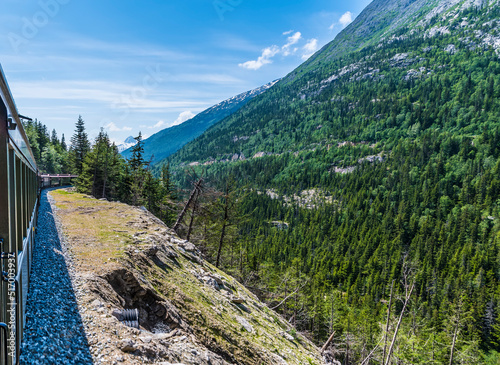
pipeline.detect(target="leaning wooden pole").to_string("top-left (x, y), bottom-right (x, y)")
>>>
top-left (384, 281), bottom-right (414, 365)
top-left (382, 280), bottom-right (395, 363)
top-left (321, 331), bottom-right (336, 354)
top-left (173, 178), bottom-right (202, 233)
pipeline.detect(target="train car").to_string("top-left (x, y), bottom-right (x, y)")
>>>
top-left (0, 65), bottom-right (39, 365)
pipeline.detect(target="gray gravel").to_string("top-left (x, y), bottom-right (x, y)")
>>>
top-left (20, 189), bottom-right (93, 364)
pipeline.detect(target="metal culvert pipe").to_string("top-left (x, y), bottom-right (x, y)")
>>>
top-left (121, 309), bottom-right (139, 329)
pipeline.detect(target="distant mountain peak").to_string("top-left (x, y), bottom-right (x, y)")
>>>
top-left (121, 80), bottom-right (279, 163)
top-left (124, 136), bottom-right (135, 144)
top-left (116, 136), bottom-right (136, 153)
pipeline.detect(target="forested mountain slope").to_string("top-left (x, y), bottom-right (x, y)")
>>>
top-left (161, 0), bottom-right (500, 363)
top-left (168, 0), bottom-right (500, 166)
top-left (121, 81), bottom-right (278, 164)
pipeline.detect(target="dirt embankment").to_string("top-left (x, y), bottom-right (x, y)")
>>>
top-left (50, 189), bottom-right (327, 365)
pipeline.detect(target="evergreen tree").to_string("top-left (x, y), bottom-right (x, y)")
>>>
top-left (69, 115), bottom-right (90, 175)
top-left (128, 132), bottom-right (145, 171)
top-left (76, 129), bottom-right (123, 199)
top-left (41, 145), bottom-right (63, 174)
top-left (61, 134), bottom-right (67, 151)
top-left (22, 118), bottom-right (69, 174)
top-left (51, 129), bottom-right (59, 145)
top-left (128, 132), bottom-right (146, 205)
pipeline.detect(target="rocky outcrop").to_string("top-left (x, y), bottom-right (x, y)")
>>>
top-left (50, 189), bottom-right (329, 365)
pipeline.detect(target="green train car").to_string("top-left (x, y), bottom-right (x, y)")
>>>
top-left (0, 65), bottom-right (39, 365)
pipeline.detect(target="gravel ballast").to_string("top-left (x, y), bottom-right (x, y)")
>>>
top-left (20, 189), bottom-right (93, 364)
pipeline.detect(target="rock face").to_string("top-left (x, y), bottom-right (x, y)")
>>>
top-left (290, 0), bottom-right (495, 80)
top-left (49, 189), bottom-right (328, 365)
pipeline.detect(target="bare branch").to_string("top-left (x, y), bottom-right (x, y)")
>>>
top-left (270, 280), bottom-right (309, 310)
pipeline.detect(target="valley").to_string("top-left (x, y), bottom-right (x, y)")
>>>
top-left (14, 0), bottom-right (500, 363)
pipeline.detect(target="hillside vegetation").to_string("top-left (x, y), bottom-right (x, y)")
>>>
top-left (157, 0), bottom-right (500, 363)
top-left (50, 189), bottom-right (326, 364)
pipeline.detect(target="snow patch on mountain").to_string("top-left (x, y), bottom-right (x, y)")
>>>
top-left (117, 136), bottom-right (135, 153)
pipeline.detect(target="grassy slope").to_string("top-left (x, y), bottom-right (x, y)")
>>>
top-left (51, 189), bottom-right (325, 365)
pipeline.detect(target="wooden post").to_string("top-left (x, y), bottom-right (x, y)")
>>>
top-left (321, 331), bottom-right (336, 353)
top-left (382, 280), bottom-right (395, 362)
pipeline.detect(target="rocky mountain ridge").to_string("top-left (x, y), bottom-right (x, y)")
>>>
top-left (294, 0), bottom-right (499, 77)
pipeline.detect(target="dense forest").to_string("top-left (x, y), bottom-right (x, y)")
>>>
top-left (23, 118), bottom-right (70, 174)
top-left (152, 4), bottom-right (500, 364)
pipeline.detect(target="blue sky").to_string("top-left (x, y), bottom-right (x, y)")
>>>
top-left (1, 0), bottom-right (372, 144)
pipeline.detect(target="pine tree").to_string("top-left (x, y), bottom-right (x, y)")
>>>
top-left (51, 129), bottom-right (59, 145)
top-left (76, 129), bottom-right (124, 199)
top-left (128, 132), bottom-right (146, 205)
top-left (69, 115), bottom-right (90, 175)
top-left (61, 134), bottom-right (67, 151)
top-left (128, 132), bottom-right (145, 171)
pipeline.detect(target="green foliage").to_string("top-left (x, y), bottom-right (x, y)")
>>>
top-left (75, 131), bottom-right (179, 228)
top-left (483, 351), bottom-right (500, 364)
top-left (160, 3), bottom-right (500, 363)
top-left (23, 118), bottom-right (69, 174)
top-left (157, 163), bottom-right (177, 226)
top-left (76, 129), bottom-right (123, 199)
top-left (69, 115), bottom-right (90, 175)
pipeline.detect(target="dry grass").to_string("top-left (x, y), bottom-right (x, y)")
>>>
top-left (50, 189), bottom-right (161, 272)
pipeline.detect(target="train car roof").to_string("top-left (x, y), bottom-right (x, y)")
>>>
top-left (0, 64), bottom-right (38, 171)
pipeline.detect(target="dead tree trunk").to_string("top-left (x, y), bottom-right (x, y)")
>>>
top-left (382, 280), bottom-right (395, 363)
top-left (449, 311), bottom-right (461, 365)
top-left (173, 178), bottom-right (203, 233)
top-left (384, 281), bottom-right (415, 365)
top-left (321, 331), bottom-right (336, 354)
top-left (186, 190), bottom-right (199, 241)
top-left (215, 183), bottom-right (230, 268)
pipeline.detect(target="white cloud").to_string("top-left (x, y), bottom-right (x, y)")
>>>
top-left (139, 112), bottom-right (194, 130)
top-left (151, 120), bottom-right (165, 129)
top-left (239, 31), bottom-right (308, 70)
top-left (303, 39), bottom-right (319, 53)
top-left (302, 39), bottom-right (319, 60)
top-left (139, 121), bottom-right (166, 130)
top-left (239, 45), bottom-right (280, 70)
top-left (339, 11), bottom-right (353, 27)
top-left (105, 122), bottom-right (132, 132)
top-left (172, 111), bottom-right (196, 126)
top-left (282, 32), bottom-right (302, 56)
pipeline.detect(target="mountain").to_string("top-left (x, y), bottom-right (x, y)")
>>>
top-left (121, 80), bottom-right (279, 164)
top-left (167, 0), bottom-right (500, 167)
top-left (116, 136), bottom-right (135, 153)
top-left (292, 0), bottom-right (486, 75)
top-left (162, 0), bottom-right (500, 362)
